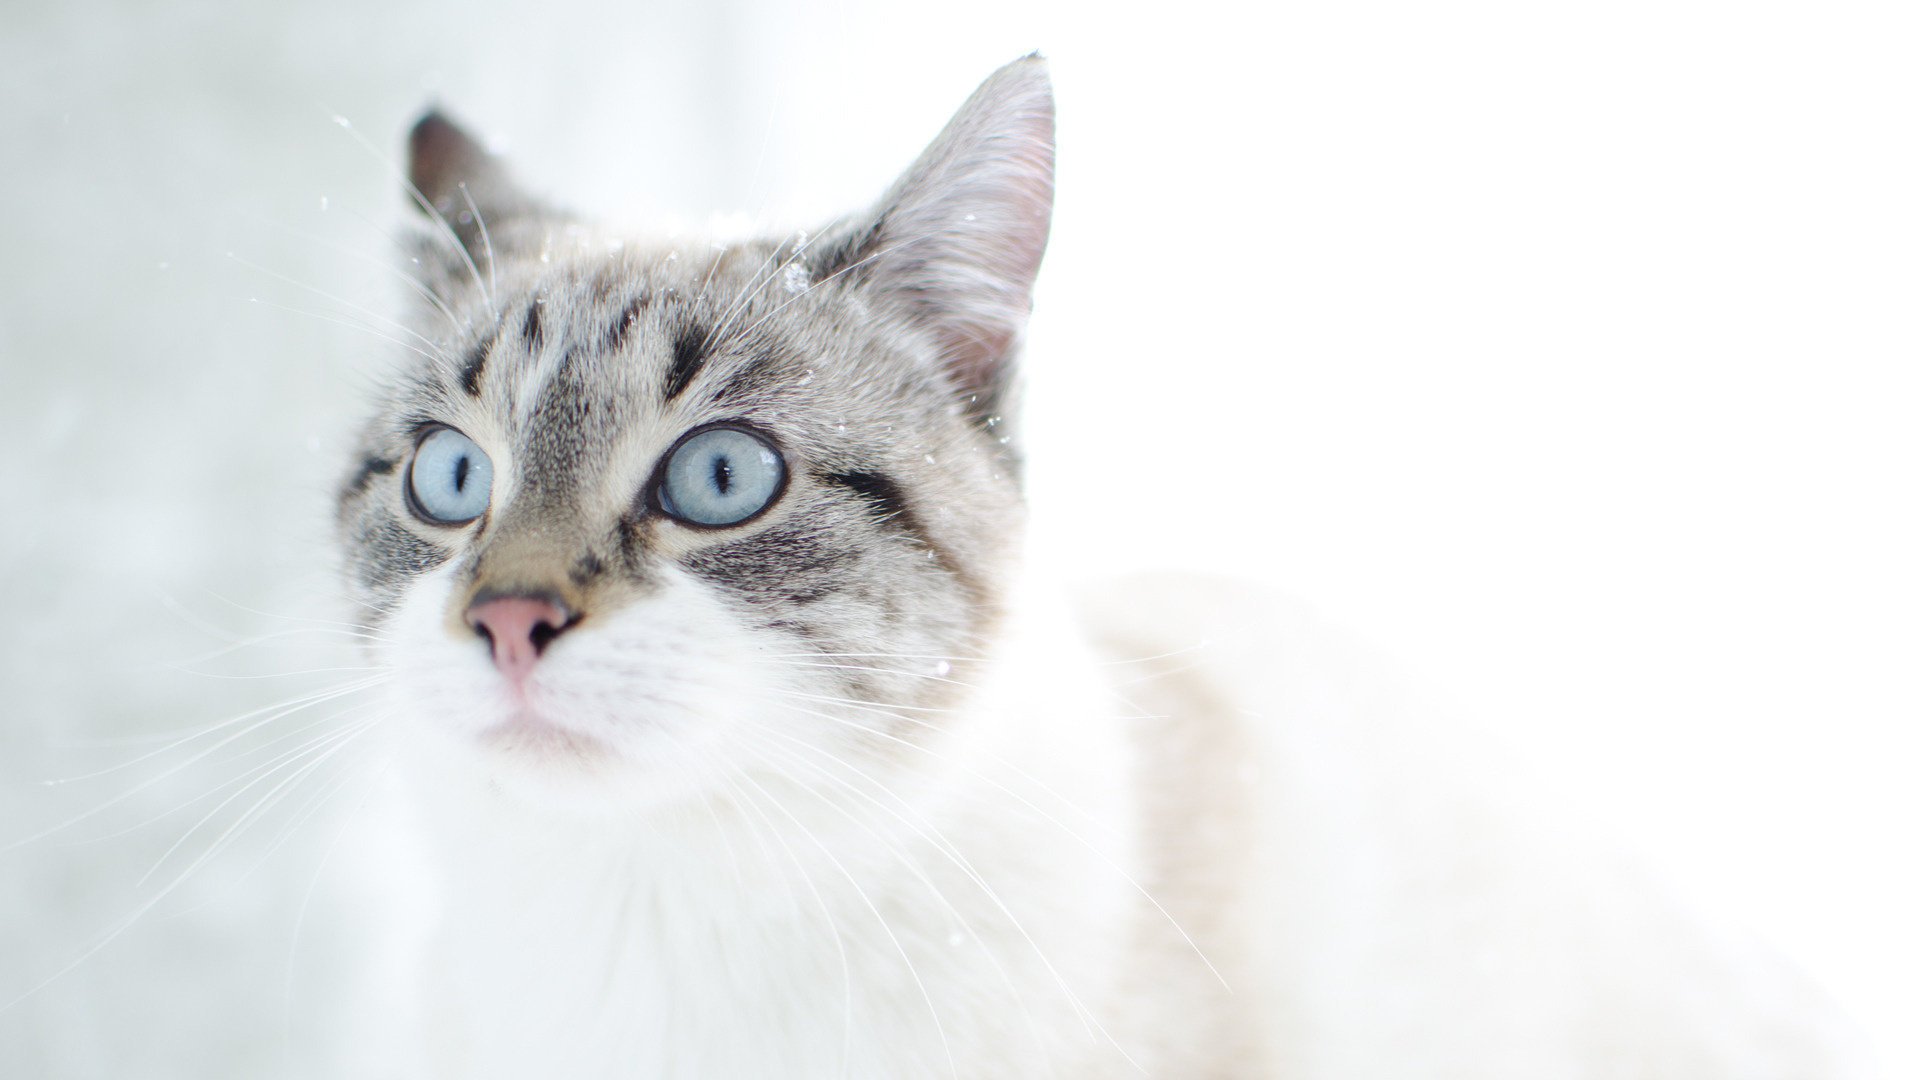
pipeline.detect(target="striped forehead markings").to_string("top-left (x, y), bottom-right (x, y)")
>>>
top-left (457, 285), bottom-right (749, 406)
top-left (710, 348), bottom-right (784, 408)
top-left (662, 326), bottom-right (707, 402)
top-left (457, 335), bottom-right (492, 396)
top-left (606, 295), bottom-right (645, 353)
top-left (521, 297), bottom-right (544, 351)
top-left (455, 299), bottom-right (522, 398)
top-left (463, 288), bottom-right (653, 399)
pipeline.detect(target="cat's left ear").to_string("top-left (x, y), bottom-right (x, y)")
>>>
top-left (405, 110), bottom-right (548, 281)
top-left (812, 56), bottom-right (1055, 419)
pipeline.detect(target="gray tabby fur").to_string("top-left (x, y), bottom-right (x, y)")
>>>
top-left (337, 63), bottom-right (1048, 721)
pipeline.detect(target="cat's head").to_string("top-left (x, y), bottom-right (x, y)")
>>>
top-left (335, 58), bottom-right (1052, 811)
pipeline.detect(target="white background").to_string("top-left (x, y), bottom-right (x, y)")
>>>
top-left (1, 0), bottom-right (1914, 1074)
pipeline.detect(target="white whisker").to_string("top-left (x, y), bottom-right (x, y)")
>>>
top-left (61, 699), bottom-right (386, 845)
top-left (712, 757), bottom-right (856, 1075)
top-left (9, 676), bottom-right (388, 850)
top-left (238, 209), bottom-right (462, 333)
top-left (2, 715), bottom-right (379, 1014)
top-left (730, 722), bottom-right (1067, 1074)
top-left (282, 759), bottom-right (390, 1055)
top-left (228, 251), bottom-right (446, 354)
top-left (242, 296), bottom-right (448, 365)
top-left (729, 761), bottom-right (958, 1080)
top-left (135, 714), bottom-right (383, 890)
top-left (456, 182), bottom-right (499, 305)
top-left (755, 693), bottom-right (1229, 997)
top-left (322, 108), bottom-right (496, 319)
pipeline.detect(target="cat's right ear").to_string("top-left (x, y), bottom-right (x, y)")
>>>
top-left (809, 57), bottom-right (1055, 423)
top-left (405, 110), bottom-right (545, 290)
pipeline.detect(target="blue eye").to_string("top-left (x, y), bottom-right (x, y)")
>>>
top-left (657, 425), bottom-right (786, 527)
top-left (407, 427), bottom-right (494, 525)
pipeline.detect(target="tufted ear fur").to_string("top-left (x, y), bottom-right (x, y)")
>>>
top-left (811, 55), bottom-right (1055, 421)
top-left (404, 110), bottom-right (551, 284)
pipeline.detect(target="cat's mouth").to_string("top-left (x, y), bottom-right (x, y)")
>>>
top-left (475, 708), bottom-right (612, 761)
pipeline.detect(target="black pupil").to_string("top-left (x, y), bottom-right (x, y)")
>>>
top-left (453, 454), bottom-right (470, 493)
top-left (710, 453), bottom-right (732, 496)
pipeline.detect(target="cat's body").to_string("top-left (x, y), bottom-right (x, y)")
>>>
top-left (1079, 575), bottom-right (1861, 1079)
top-left (337, 58), bottom-right (1864, 1078)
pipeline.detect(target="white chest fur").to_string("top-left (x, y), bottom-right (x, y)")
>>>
top-left (396, 595), bottom-right (1156, 1080)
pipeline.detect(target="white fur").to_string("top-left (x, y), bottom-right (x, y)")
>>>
top-left (366, 563), bottom-right (1871, 1078)
top-left (378, 563), bottom-right (1155, 1078)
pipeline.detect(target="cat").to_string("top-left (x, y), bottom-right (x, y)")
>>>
top-left (335, 56), bottom-right (1868, 1079)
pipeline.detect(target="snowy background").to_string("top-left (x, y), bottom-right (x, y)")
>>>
top-left (2, 0), bottom-right (1916, 1075)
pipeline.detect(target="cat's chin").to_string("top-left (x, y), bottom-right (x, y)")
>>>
top-left (393, 696), bottom-right (748, 818)
top-left (475, 708), bottom-right (615, 762)
top-left (417, 724), bottom-right (715, 818)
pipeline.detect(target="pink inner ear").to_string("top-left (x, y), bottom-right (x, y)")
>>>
top-left (864, 58), bottom-right (1056, 403)
top-left (942, 324), bottom-right (1017, 401)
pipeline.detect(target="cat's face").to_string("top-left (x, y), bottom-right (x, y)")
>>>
top-left (335, 60), bottom-right (1052, 811)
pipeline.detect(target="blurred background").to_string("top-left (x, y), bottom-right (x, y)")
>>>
top-left (2, 0), bottom-right (1915, 1075)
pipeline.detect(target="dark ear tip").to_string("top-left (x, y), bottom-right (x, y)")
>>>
top-left (408, 108), bottom-right (480, 162)
top-left (407, 107), bottom-right (496, 205)
top-left (408, 108), bottom-right (452, 149)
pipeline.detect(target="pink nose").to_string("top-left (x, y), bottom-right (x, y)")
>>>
top-left (466, 594), bottom-right (574, 685)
